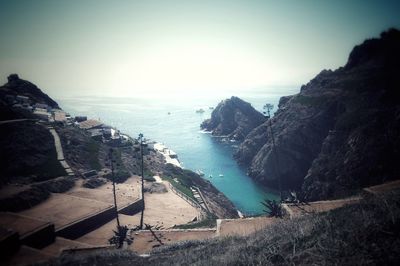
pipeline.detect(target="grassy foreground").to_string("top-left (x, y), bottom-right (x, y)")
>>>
top-left (39, 190), bottom-right (400, 265)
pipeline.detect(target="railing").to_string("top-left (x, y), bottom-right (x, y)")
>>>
top-left (167, 182), bottom-right (208, 220)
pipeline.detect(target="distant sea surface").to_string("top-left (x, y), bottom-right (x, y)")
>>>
top-left (58, 88), bottom-right (297, 215)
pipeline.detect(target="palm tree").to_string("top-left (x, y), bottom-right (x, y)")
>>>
top-left (261, 199), bottom-right (283, 218)
top-left (263, 103), bottom-right (282, 202)
top-left (138, 133), bottom-right (145, 229)
top-left (109, 148), bottom-right (121, 228)
top-left (108, 225), bottom-right (133, 249)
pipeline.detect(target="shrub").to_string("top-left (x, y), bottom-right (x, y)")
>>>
top-left (261, 199), bottom-right (283, 218)
top-left (83, 178), bottom-right (107, 189)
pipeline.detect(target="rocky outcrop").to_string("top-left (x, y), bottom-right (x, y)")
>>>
top-left (201, 96), bottom-right (265, 141)
top-left (235, 29), bottom-right (400, 200)
top-left (0, 74), bottom-right (59, 108)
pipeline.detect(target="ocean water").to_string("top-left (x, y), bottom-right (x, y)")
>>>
top-left (58, 89), bottom-right (297, 215)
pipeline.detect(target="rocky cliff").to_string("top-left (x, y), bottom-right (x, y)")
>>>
top-left (201, 96), bottom-right (265, 141)
top-left (235, 29), bottom-right (400, 200)
top-left (0, 74), bottom-right (59, 109)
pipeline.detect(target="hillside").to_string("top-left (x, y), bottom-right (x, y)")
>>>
top-left (0, 74), bottom-right (59, 109)
top-left (0, 121), bottom-right (66, 188)
top-left (234, 29), bottom-right (400, 200)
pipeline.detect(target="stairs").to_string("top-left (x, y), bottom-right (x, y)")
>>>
top-left (190, 187), bottom-right (207, 210)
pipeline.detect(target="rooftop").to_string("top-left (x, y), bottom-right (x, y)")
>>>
top-left (78, 119), bottom-right (103, 130)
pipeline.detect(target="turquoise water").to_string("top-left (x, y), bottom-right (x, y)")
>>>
top-left (58, 90), bottom-right (296, 215)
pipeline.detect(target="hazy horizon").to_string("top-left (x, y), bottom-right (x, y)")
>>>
top-left (1, 0), bottom-right (400, 98)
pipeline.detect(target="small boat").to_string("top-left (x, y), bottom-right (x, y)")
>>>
top-left (209, 106), bottom-right (214, 110)
top-left (219, 174), bottom-right (224, 177)
top-left (209, 175), bottom-right (213, 178)
top-left (196, 170), bottom-right (205, 176)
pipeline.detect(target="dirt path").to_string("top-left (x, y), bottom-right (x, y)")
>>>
top-left (283, 196), bottom-right (362, 219)
top-left (217, 216), bottom-right (277, 237)
top-left (363, 179), bottom-right (400, 195)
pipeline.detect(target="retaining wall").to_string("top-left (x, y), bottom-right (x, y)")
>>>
top-left (118, 199), bottom-right (144, 216)
top-left (21, 223), bottom-right (55, 249)
top-left (56, 207), bottom-right (116, 240)
top-left (56, 199), bottom-right (145, 240)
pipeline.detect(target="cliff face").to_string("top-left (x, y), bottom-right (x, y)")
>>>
top-left (201, 96), bottom-right (265, 141)
top-left (235, 29), bottom-right (400, 200)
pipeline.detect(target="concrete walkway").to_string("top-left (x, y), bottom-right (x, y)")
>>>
top-left (49, 128), bottom-right (64, 160)
top-left (48, 126), bottom-right (74, 176)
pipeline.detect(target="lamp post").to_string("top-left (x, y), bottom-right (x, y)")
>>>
top-left (263, 104), bottom-right (282, 202)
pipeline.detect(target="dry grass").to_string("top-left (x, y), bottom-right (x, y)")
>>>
top-left (41, 189), bottom-right (400, 265)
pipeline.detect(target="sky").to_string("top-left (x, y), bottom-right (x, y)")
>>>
top-left (0, 0), bottom-right (400, 98)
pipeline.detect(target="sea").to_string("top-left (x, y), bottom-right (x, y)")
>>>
top-left (57, 88), bottom-right (297, 216)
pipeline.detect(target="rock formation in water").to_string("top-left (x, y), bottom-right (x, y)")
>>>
top-left (234, 29), bottom-right (400, 200)
top-left (201, 96), bottom-right (265, 141)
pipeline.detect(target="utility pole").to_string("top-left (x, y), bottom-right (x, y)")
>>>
top-left (138, 133), bottom-right (145, 229)
top-left (109, 148), bottom-right (120, 228)
top-left (263, 104), bottom-right (282, 202)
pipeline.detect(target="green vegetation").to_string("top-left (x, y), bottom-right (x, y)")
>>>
top-left (162, 175), bottom-right (195, 201)
top-left (86, 140), bottom-right (101, 171)
top-left (174, 213), bottom-right (217, 229)
top-left (104, 148), bottom-right (130, 183)
top-left (38, 176), bottom-right (75, 193)
top-left (32, 148), bottom-right (67, 181)
top-left (144, 175), bottom-right (156, 182)
top-left (335, 108), bottom-right (376, 131)
top-left (144, 169), bottom-right (155, 181)
top-left (108, 225), bottom-right (134, 249)
top-left (261, 199), bottom-right (283, 218)
top-left (0, 121), bottom-right (67, 185)
top-left (113, 170), bottom-right (130, 183)
top-left (83, 177), bottom-right (107, 189)
top-left (292, 95), bottom-right (327, 107)
top-left (0, 177), bottom-right (74, 212)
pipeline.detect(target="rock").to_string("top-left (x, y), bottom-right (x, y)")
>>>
top-left (201, 96), bottom-right (265, 141)
top-left (0, 74), bottom-right (60, 108)
top-left (234, 28), bottom-right (400, 200)
top-left (143, 182), bottom-right (167, 193)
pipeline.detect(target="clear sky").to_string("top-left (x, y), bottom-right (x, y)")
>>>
top-left (1, 0), bottom-right (399, 98)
